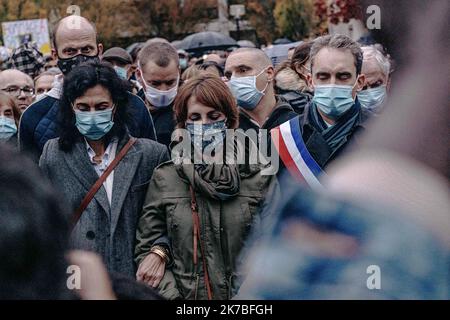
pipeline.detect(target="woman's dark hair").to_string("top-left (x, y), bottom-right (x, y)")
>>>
top-left (0, 145), bottom-right (71, 299)
top-left (290, 41), bottom-right (313, 82)
top-left (58, 61), bottom-right (131, 151)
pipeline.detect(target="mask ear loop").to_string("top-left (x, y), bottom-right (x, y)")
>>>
top-left (353, 75), bottom-right (362, 93)
top-left (137, 62), bottom-right (148, 89)
top-left (110, 104), bottom-right (116, 120)
top-left (254, 66), bottom-right (272, 95)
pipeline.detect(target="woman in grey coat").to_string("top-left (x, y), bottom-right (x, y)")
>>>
top-left (39, 62), bottom-right (169, 277)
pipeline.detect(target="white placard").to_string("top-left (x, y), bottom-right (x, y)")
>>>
top-left (2, 19), bottom-right (51, 54)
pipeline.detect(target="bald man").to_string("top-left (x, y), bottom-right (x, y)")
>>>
top-left (51, 15), bottom-right (102, 74)
top-left (19, 15), bottom-right (156, 162)
top-left (0, 69), bottom-right (34, 112)
top-left (225, 48), bottom-right (298, 140)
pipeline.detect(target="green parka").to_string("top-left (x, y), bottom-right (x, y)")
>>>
top-left (135, 161), bottom-right (279, 300)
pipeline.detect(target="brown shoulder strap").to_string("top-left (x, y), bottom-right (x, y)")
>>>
top-left (71, 137), bottom-right (137, 229)
top-left (190, 186), bottom-right (214, 300)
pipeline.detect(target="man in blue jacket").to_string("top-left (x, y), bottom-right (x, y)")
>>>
top-left (19, 15), bottom-right (156, 162)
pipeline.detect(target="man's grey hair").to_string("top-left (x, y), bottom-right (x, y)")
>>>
top-left (361, 46), bottom-right (391, 77)
top-left (310, 34), bottom-right (363, 75)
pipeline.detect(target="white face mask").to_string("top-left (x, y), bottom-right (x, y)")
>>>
top-left (142, 80), bottom-right (178, 108)
top-left (139, 63), bottom-right (179, 108)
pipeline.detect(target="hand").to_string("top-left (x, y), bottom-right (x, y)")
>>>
top-left (67, 250), bottom-right (116, 300)
top-left (136, 252), bottom-right (166, 288)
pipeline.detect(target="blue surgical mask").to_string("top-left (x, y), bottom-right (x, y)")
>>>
top-left (358, 86), bottom-right (387, 113)
top-left (114, 66), bottom-right (128, 80)
top-left (312, 82), bottom-right (356, 120)
top-left (0, 116), bottom-right (17, 140)
top-left (74, 108), bottom-right (114, 140)
top-left (186, 119), bottom-right (227, 152)
top-left (228, 67), bottom-right (270, 110)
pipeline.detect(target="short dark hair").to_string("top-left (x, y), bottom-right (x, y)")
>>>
top-left (58, 61), bottom-right (131, 151)
top-left (0, 145), bottom-right (71, 299)
top-left (310, 34), bottom-right (363, 75)
top-left (138, 42), bottom-right (179, 69)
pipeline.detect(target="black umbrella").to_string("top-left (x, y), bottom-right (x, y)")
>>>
top-left (179, 31), bottom-right (238, 54)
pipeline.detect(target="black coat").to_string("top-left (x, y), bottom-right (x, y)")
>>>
top-left (277, 102), bottom-right (372, 178)
top-left (277, 89), bottom-right (312, 115)
top-left (238, 96), bottom-right (299, 139)
top-left (137, 89), bottom-right (176, 148)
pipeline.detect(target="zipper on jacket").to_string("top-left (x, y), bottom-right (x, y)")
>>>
top-left (194, 273), bottom-right (200, 300)
top-left (227, 274), bottom-right (236, 299)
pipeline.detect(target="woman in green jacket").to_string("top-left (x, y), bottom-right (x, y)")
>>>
top-left (135, 75), bottom-right (279, 300)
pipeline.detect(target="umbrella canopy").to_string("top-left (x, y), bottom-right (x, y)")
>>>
top-left (179, 32), bottom-right (238, 54)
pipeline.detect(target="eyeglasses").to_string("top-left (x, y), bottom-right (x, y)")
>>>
top-left (1, 86), bottom-right (35, 97)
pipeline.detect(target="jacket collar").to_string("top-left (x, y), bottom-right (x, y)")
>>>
top-left (300, 101), bottom-right (367, 167)
top-left (239, 96), bottom-right (296, 130)
top-left (62, 136), bottom-right (111, 216)
top-left (62, 133), bottom-right (142, 233)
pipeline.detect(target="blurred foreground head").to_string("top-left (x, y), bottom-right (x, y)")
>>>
top-left (237, 0), bottom-right (449, 300)
top-left (0, 145), bottom-right (70, 299)
top-left (356, 0), bottom-right (449, 176)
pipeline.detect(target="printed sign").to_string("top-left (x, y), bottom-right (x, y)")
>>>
top-left (2, 19), bottom-right (51, 54)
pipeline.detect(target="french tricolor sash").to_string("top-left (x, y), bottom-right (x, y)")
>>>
top-left (271, 117), bottom-right (325, 191)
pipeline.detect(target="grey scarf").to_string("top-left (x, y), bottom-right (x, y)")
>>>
top-left (309, 99), bottom-right (361, 150)
top-left (176, 163), bottom-right (240, 200)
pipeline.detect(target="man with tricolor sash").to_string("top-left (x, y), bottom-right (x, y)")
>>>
top-left (272, 34), bottom-right (372, 188)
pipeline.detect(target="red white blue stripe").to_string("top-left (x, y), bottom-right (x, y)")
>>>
top-left (272, 117), bottom-right (325, 191)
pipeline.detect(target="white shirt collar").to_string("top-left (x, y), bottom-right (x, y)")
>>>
top-left (85, 137), bottom-right (118, 167)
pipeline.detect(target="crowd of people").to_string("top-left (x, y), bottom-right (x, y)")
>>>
top-left (0, 0), bottom-right (448, 301)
